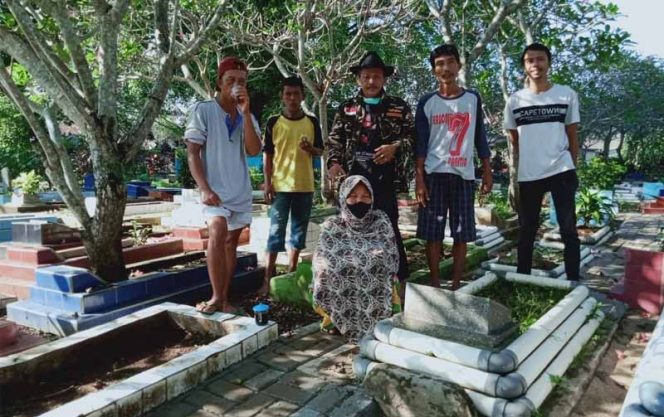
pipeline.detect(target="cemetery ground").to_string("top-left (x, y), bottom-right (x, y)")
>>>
top-left (0, 192), bottom-right (662, 417)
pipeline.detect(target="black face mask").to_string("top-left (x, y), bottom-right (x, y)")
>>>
top-left (347, 202), bottom-right (371, 219)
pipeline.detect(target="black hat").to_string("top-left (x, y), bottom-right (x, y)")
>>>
top-left (350, 52), bottom-right (395, 77)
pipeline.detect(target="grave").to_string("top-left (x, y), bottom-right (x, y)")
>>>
top-left (610, 248), bottom-right (664, 314)
top-left (482, 245), bottom-right (594, 279)
top-left (642, 197), bottom-right (664, 215)
top-left (0, 232), bottom-right (200, 299)
top-left (0, 214), bottom-right (59, 243)
top-left (6, 251), bottom-right (262, 335)
top-left (0, 302), bottom-right (278, 417)
top-left (400, 223), bottom-right (508, 254)
top-left (541, 224), bottom-right (613, 247)
top-left (619, 308), bottom-right (664, 417)
top-left (396, 282), bottom-right (517, 348)
top-left (355, 272), bottom-right (609, 417)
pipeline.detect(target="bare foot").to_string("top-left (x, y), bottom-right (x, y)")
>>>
top-left (220, 302), bottom-right (241, 314)
top-left (196, 300), bottom-right (223, 314)
top-left (257, 281), bottom-right (270, 298)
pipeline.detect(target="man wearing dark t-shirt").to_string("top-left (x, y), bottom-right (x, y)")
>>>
top-left (327, 52), bottom-right (415, 282)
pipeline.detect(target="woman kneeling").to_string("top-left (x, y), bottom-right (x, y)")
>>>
top-left (313, 175), bottom-right (401, 341)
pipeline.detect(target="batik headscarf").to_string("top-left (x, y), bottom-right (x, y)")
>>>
top-left (313, 175), bottom-right (399, 341)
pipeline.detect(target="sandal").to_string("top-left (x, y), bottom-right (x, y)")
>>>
top-left (322, 327), bottom-right (341, 336)
top-left (196, 301), bottom-right (222, 315)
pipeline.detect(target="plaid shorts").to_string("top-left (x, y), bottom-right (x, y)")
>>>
top-left (416, 173), bottom-right (476, 242)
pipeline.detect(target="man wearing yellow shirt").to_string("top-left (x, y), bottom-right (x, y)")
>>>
top-left (260, 76), bottom-right (323, 297)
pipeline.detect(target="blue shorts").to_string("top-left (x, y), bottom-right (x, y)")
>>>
top-left (416, 173), bottom-right (476, 242)
top-left (266, 192), bottom-right (314, 252)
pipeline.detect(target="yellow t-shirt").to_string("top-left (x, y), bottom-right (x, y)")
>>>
top-left (264, 114), bottom-right (323, 192)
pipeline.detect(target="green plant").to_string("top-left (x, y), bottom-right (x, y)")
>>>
top-left (576, 188), bottom-right (615, 227)
top-left (480, 190), bottom-right (514, 220)
top-left (152, 177), bottom-right (180, 188)
top-left (548, 374), bottom-right (568, 387)
top-left (618, 201), bottom-right (641, 213)
top-left (175, 148), bottom-right (196, 188)
top-left (577, 157), bottom-right (626, 190)
top-left (476, 280), bottom-right (569, 334)
top-left (12, 170), bottom-right (44, 195)
top-left (129, 221), bottom-right (151, 246)
top-left (249, 166), bottom-right (265, 190)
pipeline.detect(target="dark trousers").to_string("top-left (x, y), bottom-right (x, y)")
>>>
top-left (369, 179), bottom-right (409, 281)
top-left (517, 170), bottom-right (580, 280)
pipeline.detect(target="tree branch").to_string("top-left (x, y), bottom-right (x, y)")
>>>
top-left (175, 1), bottom-right (228, 66)
top-left (0, 68), bottom-right (90, 228)
top-left (469, 0), bottom-right (527, 63)
top-left (33, 0), bottom-right (98, 110)
top-left (0, 27), bottom-right (96, 133)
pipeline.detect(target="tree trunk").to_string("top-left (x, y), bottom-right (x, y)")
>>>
top-left (602, 126), bottom-right (614, 158)
top-left (616, 131), bottom-right (625, 163)
top-left (318, 95), bottom-right (330, 202)
top-left (82, 140), bottom-right (128, 282)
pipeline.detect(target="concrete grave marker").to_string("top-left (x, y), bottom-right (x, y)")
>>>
top-left (396, 282), bottom-right (517, 348)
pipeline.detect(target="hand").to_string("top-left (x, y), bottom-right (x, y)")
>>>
top-left (327, 162), bottom-right (346, 182)
top-left (416, 179), bottom-right (429, 208)
top-left (373, 143), bottom-right (398, 165)
top-left (264, 183), bottom-right (275, 204)
top-left (481, 171), bottom-right (493, 194)
top-left (299, 137), bottom-right (314, 154)
top-left (201, 189), bottom-right (222, 206)
top-left (234, 85), bottom-right (251, 115)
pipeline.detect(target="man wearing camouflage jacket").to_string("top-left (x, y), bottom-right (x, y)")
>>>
top-left (327, 51), bottom-right (415, 281)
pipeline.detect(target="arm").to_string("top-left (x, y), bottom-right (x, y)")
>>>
top-left (566, 123), bottom-right (579, 166)
top-left (565, 90), bottom-right (581, 167)
top-left (508, 130), bottom-right (519, 159)
top-left (374, 101), bottom-right (414, 165)
top-left (186, 141), bottom-right (221, 206)
top-left (243, 115), bottom-right (262, 156)
top-left (263, 152), bottom-right (275, 203)
top-left (415, 157), bottom-right (429, 207)
top-left (234, 85), bottom-right (262, 156)
top-left (474, 93), bottom-right (492, 194)
top-left (326, 108), bottom-right (347, 178)
top-left (414, 97), bottom-right (430, 207)
top-left (301, 118), bottom-right (324, 156)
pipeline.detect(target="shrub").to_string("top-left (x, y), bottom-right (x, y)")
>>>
top-left (477, 189), bottom-right (514, 220)
top-left (12, 170), bottom-right (44, 195)
top-left (174, 148), bottom-right (196, 188)
top-left (577, 157), bottom-right (626, 190)
top-left (249, 166), bottom-right (264, 190)
top-left (576, 188), bottom-right (615, 227)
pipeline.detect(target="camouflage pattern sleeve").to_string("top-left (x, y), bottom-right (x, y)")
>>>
top-left (401, 102), bottom-right (416, 152)
top-left (326, 105), bottom-right (347, 169)
top-left (393, 100), bottom-right (415, 192)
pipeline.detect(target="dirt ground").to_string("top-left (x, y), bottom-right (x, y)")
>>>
top-left (2, 320), bottom-right (215, 417)
top-left (569, 310), bottom-right (659, 417)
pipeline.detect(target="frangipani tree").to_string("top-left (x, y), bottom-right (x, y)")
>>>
top-left (0, 0), bottom-right (228, 282)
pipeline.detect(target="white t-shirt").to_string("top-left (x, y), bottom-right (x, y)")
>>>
top-left (415, 90), bottom-right (491, 181)
top-left (184, 100), bottom-right (261, 212)
top-left (503, 84), bottom-right (580, 182)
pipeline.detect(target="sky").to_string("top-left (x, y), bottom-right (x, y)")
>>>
top-left (600, 0), bottom-right (664, 58)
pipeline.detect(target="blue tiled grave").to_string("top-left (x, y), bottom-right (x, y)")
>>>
top-left (7, 252), bottom-right (262, 335)
top-left (0, 215), bottom-right (60, 243)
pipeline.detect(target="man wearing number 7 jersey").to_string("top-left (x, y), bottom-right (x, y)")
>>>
top-left (415, 44), bottom-right (492, 290)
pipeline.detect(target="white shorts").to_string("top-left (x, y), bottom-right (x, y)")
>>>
top-left (203, 205), bottom-right (252, 231)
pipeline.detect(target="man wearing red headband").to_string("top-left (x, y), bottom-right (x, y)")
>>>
top-left (184, 57), bottom-right (262, 314)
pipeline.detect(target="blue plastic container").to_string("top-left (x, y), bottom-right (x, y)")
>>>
top-left (252, 303), bottom-right (270, 326)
